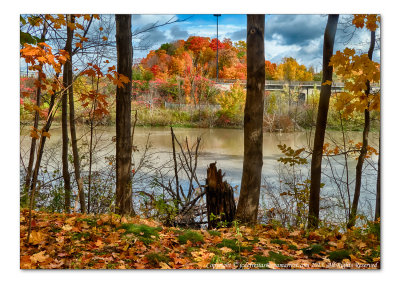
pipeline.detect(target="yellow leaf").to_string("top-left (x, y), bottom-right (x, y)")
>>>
top-left (337, 241), bottom-right (345, 249)
top-left (29, 231), bottom-right (46, 245)
top-left (219, 247), bottom-right (233, 254)
top-left (159, 262), bottom-right (171, 269)
top-left (62, 224), bottom-right (73, 231)
top-left (322, 80), bottom-right (332, 86)
top-left (102, 36), bottom-right (108, 41)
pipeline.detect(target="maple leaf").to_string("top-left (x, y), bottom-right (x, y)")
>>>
top-left (29, 230), bottom-right (46, 245)
top-left (159, 262), bottom-right (171, 269)
top-left (30, 251), bottom-right (49, 264)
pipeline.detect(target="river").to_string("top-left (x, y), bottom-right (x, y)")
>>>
top-left (20, 125), bottom-right (379, 215)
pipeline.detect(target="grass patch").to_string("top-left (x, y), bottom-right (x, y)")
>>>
top-left (288, 244), bottom-right (298, 250)
top-left (118, 223), bottom-right (162, 244)
top-left (328, 250), bottom-right (351, 262)
top-left (71, 232), bottom-right (91, 241)
top-left (364, 248), bottom-right (380, 264)
top-left (208, 230), bottom-right (221, 237)
top-left (178, 230), bottom-right (204, 244)
top-left (145, 252), bottom-right (170, 266)
top-left (254, 252), bottom-right (293, 267)
top-left (302, 244), bottom-right (325, 257)
top-left (77, 218), bottom-right (97, 227)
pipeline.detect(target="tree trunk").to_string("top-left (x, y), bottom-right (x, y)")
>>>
top-left (206, 163), bottom-right (236, 229)
top-left (115, 14), bottom-right (133, 216)
top-left (307, 15), bottom-right (339, 229)
top-left (23, 23), bottom-right (48, 206)
top-left (235, 15), bottom-right (265, 225)
top-left (375, 133), bottom-right (380, 222)
top-left (347, 30), bottom-right (375, 229)
top-left (67, 15), bottom-right (86, 214)
top-left (27, 80), bottom-right (57, 243)
top-left (61, 14), bottom-right (73, 213)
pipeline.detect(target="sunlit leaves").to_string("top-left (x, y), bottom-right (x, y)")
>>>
top-left (277, 144), bottom-right (307, 166)
top-left (274, 57), bottom-right (313, 81)
top-left (330, 46), bottom-right (380, 117)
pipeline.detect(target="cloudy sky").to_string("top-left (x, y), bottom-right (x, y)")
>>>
top-left (132, 14), bottom-right (380, 72)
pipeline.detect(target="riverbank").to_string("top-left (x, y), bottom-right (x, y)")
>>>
top-left (20, 107), bottom-right (380, 133)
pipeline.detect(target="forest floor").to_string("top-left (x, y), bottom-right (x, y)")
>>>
top-left (20, 209), bottom-right (380, 269)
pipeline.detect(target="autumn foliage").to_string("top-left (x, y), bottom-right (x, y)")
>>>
top-left (20, 210), bottom-right (380, 269)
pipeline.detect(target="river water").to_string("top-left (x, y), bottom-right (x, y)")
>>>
top-left (20, 126), bottom-right (379, 213)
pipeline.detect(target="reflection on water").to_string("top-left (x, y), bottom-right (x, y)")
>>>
top-left (20, 125), bottom-right (379, 192)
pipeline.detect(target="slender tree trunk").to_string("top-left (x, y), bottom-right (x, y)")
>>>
top-left (67, 15), bottom-right (86, 214)
top-left (347, 30), bottom-right (375, 229)
top-left (375, 133), bottom-right (380, 221)
top-left (235, 14), bottom-right (265, 225)
top-left (61, 14), bottom-right (73, 213)
top-left (27, 81), bottom-right (57, 243)
top-left (87, 99), bottom-right (95, 214)
top-left (115, 14), bottom-right (133, 216)
top-left (23, 23), bottom-right (48, 206)
top-left (307, 15), bottom-right (339, 229)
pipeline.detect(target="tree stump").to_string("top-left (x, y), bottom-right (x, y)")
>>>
top-left (205, 162), bottom-right (236, 229)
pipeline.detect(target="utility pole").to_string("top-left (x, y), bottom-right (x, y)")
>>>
top-left (213, 14), bottom-right (221, 81)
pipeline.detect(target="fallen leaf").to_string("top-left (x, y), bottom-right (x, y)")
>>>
top-left (159, 262), bottom-right (171, 269)
top-left (30, 251), bottom-right (49, 263)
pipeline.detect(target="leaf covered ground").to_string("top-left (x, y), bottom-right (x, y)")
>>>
top-left (20, 209), bottom-right (380, 269)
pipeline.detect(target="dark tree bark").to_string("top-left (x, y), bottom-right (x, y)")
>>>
top-left (375, 134), bottom-right (381, 222)
top-left (27, 77), bottom-right (57, 243)
top-left (23, 22), bottom-right (48, 206)
top-left (206, 163), bottom-right (236, 229)
top-left (307, 15), bottom-right (339, 229)
top-left (235, 14), bottom-right (265, 225)
top-left (61, 14), bottom-right (73, 213)
top-left (115, 14), bottom-right (134, 216)
top-left (67, 15), bottom-right (86, 214)
top-left (347, 30), bottom-right (376, 229)
top-left (375, 133), bottom-right (380, 221)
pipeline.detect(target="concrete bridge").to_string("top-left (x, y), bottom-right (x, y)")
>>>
top-left (214, 80), bottom-right (380, 94)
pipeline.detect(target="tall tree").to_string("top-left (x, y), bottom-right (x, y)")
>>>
top-left (235, 14), bottom-right (265, 225)
top-left (61, 14), bottom-right (73, 213)
top-left (67, 15), bottom-right (86, 214)
top-left (307, 15), bottom-right (339, 229)
top-left (115, 14), bottom-right (134, 216)
top-left (347, 29), bottom-right (376, 228)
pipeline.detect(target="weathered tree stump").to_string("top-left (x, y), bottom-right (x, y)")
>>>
top-left (205, 162), bottom-right (236, 229)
